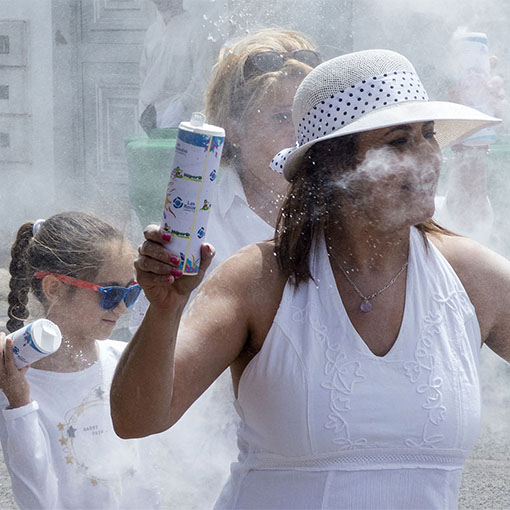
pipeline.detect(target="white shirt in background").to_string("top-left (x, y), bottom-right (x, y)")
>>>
top-left (139, 10), bottom-right (218, 128)
top-left (206, 166), bottom-right (275, 270)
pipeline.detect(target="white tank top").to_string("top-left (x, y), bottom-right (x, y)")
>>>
top-left (216, 227), bottom-right (482, 509)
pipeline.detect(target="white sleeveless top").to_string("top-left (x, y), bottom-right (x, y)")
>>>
top-left (215, 227), bottom-right (482, 510)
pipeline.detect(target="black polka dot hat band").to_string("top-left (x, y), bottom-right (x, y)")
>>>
top-left (270, 49), bottom-right (501, 181)
top-left (294, 70), bottom-right (428, 147)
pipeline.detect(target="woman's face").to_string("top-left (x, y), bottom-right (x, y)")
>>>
top-left (338, 121), bottom-right (441, 230)
top-left (47, 240), bottom-right (135, 343)
top-left (235, 77), bottom-right (301, 190)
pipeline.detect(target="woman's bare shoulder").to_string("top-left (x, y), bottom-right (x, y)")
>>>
top-left (207, 240), bottom-right (285, 286)
top-left (195, 240), bottom-right (287, 345)
top-left (196, 240), bottom-right (287, 318)
top-left (428, 233), bottom-right (508, 276)
top-left (428, 232), bottom-right (510, 342)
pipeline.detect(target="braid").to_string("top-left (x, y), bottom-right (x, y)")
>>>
top-left (7, 223), bottom-right (34, 332)
top-left (6, 212), bottom-right (126, 333)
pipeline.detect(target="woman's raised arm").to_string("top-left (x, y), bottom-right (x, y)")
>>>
top-left (110, 226), bottom-right (277, 438)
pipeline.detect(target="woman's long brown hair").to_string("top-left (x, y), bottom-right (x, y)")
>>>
top-left (274, 135), bottom-right (452, 286)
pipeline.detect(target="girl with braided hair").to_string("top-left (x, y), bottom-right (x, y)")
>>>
top-left (0, 211), bottom-right (161, 509)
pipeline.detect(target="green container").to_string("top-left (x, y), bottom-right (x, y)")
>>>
top-left (125, 128), bottom-right (178, 228)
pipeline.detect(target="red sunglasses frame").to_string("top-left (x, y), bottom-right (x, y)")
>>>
top-left (34, 272), bottom-right (110, 292)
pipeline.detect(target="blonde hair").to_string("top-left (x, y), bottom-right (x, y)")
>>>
top-left (204, 28), bottom-right (317, 167)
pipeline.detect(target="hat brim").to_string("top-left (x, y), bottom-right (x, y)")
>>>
top-left (283, 100), bottom-right (501, 181)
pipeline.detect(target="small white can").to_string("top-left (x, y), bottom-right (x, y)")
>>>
top-left (161, 112), bottom-right (225, 275)
top-left (6, 319), bottom-right (62, 369)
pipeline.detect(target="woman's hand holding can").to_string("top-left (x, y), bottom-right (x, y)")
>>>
top-left (135, 224), bottom-right (215, 310)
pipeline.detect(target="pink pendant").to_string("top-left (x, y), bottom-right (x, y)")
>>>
top-left (360, 300), bottom-right (372, 313)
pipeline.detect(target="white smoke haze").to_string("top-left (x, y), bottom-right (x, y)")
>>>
top-left (331, 144), bottom-right (441, 229)
top-left (0, 0), bottom-right (509, 508)
top-left (335, 145), bottom-right (440, 192)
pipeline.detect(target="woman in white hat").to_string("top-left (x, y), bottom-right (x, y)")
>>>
top-left (111, 50), bottom-right (508, 509)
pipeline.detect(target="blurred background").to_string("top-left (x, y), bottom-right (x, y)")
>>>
top-left (0, 0), bottom-right (509, 508)
top-left (1, 1), bottom-right (510, 249)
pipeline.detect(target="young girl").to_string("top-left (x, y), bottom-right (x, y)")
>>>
top-left (0, 211), bottom-right (162, 509)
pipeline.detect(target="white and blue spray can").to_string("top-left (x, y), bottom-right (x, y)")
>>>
top-left (6, 319), bottom-right (62, 369)
top-left (161, 112), bottom-right (225, 275)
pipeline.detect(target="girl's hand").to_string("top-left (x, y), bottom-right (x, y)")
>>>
top-left (0, 333), bottom-right (31, 408)
top-left (135, 225), bottom-right (215, 310)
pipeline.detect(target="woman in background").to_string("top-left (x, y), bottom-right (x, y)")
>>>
top-left (204, 27), bottom-right (320, 266)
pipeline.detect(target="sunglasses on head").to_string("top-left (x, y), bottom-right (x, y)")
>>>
top-left (244, 49), bottom-right (321, 79)
top-left (34, 272), bottom-right (142, 311)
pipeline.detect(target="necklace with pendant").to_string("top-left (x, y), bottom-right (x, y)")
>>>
top-left (331, 256), bottom-right (408, 313)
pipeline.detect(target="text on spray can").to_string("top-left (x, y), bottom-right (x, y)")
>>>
top-left (161, 113), bottom-right (225, 275)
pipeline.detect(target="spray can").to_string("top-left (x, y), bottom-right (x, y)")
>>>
top-left (161, 112), bottom-right (225, 275)
top-left (453, 31), bottom-right (497, 146)
top-left (6, 319), bottom-right (62, 369)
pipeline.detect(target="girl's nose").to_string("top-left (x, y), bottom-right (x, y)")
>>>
top-left (113, 299), bottom-right (128, 315)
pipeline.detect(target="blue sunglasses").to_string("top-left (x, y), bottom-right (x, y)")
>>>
top-left (35, 272), bottom-right (142, 311)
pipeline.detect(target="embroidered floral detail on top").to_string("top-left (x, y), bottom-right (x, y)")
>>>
top-left (285, 248), bottom-right (479, 454)
top-left (322, 350), bottom-right (367, 449)
top-left (432, 289), bottom-right (474, 318)
top-left (292, 303), bottom-right (369, 449)
top-left (404, 311), bottom-right (446, 448)
top-left (403, 286), bottom-right (476, 448)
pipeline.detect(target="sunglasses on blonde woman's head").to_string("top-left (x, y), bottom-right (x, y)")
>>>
top-left (243, 49), bottom-right (321, 79)
top-left (34, 272), bottom-right (142, 311)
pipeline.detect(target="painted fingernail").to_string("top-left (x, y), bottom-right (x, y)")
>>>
top-left (165, 275), bottom-right (174, 283)
top-left (170, 256), bottom-right (180, 265)
top-left (170, 269), bottom-right (183, 277)
top-left (162, 233), bottom-right (171, 242)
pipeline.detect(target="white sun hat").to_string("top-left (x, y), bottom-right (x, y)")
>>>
top-left (270, 49), bottom-right (501, 181)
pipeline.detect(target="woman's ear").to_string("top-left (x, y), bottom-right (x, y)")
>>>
top-left (40, 275), bottom-right (66, 304)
